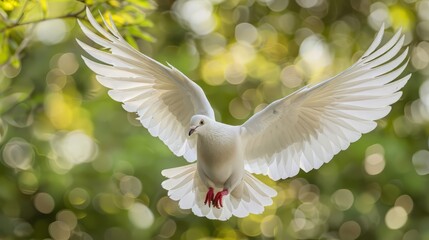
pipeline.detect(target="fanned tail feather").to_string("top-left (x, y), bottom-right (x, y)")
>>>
top-left (161, 164), bottom-right (277, 221)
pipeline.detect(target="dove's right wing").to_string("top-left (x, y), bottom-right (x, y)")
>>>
top-left (241, 26), bottom-right (410, 180)
top-left (78, 8), bottom-right (214, 162)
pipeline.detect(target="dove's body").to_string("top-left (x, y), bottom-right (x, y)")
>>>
top-left (79, 8), bottom-right (410, 220)
top-left (196, 123), bottom-right (243, 190)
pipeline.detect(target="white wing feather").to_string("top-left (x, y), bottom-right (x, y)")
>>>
top-left (78, 8), bottom-right (214, 162)
top-left (241, 25), bottom-right (410, 180)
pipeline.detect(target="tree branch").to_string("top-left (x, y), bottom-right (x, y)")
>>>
top-left (0, 6), bottom-right (86, 33)
top-left (15, 0), bottom-right (30, 24)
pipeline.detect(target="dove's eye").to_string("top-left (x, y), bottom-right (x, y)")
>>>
top-left (200, 120), bottom-right (205, 125)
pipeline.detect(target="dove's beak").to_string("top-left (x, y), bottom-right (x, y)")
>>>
top-left (188, 127), bottom-right (197, 136)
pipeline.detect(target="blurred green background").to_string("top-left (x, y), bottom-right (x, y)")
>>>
top-left (0, 0), bottom-right (428, 239)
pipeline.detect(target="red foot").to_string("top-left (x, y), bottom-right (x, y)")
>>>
top-left (213, 189), bottom-right (229, 208)
top-left (204, 187), bottom-right (214, 207)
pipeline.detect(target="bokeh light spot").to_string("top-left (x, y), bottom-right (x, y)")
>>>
top-left (157, 196), bottom-right (188, 217)
top-left (239, 216), bottom-right (262, 237)
top-left (260, 215), bottom-right (281, 237)
top-left (235, 23), bottom-right (259, 45)
top-left (266, 0), bottom-right (289, 12)
top-left (34, 192), bottom-right (55, 214)
top-left (339, 221), bottom-right (361, 240)
top-left (412, 42), bottom-right (429, 70)
top-left (417, 1), bottom-right (429, 21)
top-left (299, 35), bottom-right (332, 78)
top-left (51, 131), bottom-right (98, 165)
top-left (183, 228), bottom-right (209, 239)
top-left (94, 193), bottom-right (119, 214)
top-left (57, 210), bottom-right (78, 230)
top-left (229, 98), bottom-right (250, 120)
top-left (368, 2), bottom-right (390, 30)
top-left (68, 188), bottom-right (90, 209)
top-left (225, 63), bottom-right (246, 85)
top-left (2, 60), bottom-right (22, 78)
top-left (403, 229), bottom-right (421, 240)
top-left (296, 0), bottom-right (321, 8)
top-left (412, 150), bottom-right (429, 175)
top-left (231, 43), bottom-right (256, 65)
top-left (331, 189), bottom-right (354, 211)
top-left (201, 33), bottom-right (227, 55)
top-left (46, 69), bottom-right (68, 91)
top-left (159, 219), bottom-right (177, 238)
top-left (2, 138), bottom-right (34, 170)
top-left (175, 0), bottom-right (215, 35)
top-left (395, 195), bottom-right (414, 214)
top-left (419, 80), bottom-right (429, 107)
top-left (364, 144), bottom-right (386, 175)
top-left (385, 206), bottom-right (408, 229)
top-left (36, 19), bottom-right (67, 45)
top-left (281, 65), bottom-right (303, 88)
top-left (119, 175), bottom-right (142, 198)
top-left (202, 59), bottom-right (226, 86)
top-left (355, 193), bottom-right (376, 214)
top-left (365, 153), bottom-right (385, 175)
top-left (389, 5), bottom-right (414, 31)
top-left (49, 221), bottom-right (71, 240)
top-left (13, 221), bottom-right (33, 238)
top-left (128, 203), bottom-right (154, 229)
top-left (57, 53), bottom-right (79, 75)
top-left (18, 171), bottom-right (39, 195)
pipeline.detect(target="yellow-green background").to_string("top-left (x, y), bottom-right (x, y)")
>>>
top-left (0, 0), bottom-right (427, 239)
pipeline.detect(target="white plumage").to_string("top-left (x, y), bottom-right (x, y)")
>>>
top-left (78, 8), bottom-right (410, 220)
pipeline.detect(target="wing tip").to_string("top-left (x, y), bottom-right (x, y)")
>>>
top-left (85, 6), bottom-right (91, 17)
top-left (75, 38), bottom-right (87, 49)
top-left (379, 22), bottom-right (385, 33)
top-left (401, 73), bottom-right (412, 84)
top-left (80, 55), bottom-right (91, 65)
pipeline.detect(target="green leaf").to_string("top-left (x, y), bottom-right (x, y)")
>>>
top-left (40, 0), bottom-right (47, 17)
top-left (134, 31), bottom-right (154, 42)
top-left (0, 76), bottom-right (11, 93)
top-left (17, 1), bottom-right (43, 22)
top-left (10, 55), bottom-right (20, 69)
top-left (0, 10), bottom-right (7, 28)
top-left (128, 25), bottom-right (154, 42)
top-left (0, 34), bottom-right (10, 65)
top-left (0, 117), bottom-right (8, 143)
top-left (0, 91), bottom-right (32, 115)
top-left (127, 0), bottom-right (156, 10)
top-left (137, 17), bottom-right (153, 28)
top-left (0, 0), bottom-right (20, 11)
top-left (125, 32), bottom-right (138, 49)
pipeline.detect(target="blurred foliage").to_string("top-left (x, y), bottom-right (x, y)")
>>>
top-left (0, 0), bottom-right (154, 68)
top-left (1, 0), bottom-right (429, 239)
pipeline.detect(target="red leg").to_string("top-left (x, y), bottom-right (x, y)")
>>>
top-left (204, 187), bottom-right (215, 207)
top-left (213, 189), bottom-right (229, 208)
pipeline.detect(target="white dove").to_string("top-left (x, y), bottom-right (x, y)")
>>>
top-left (77, 8), bottom-right (410, 220)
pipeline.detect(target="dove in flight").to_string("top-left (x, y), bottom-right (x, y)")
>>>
top-left (77, 8), bottom-right (410, 220)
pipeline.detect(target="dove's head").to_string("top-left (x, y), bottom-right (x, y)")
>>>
top-left (189, 115), bottom-right (211, 136)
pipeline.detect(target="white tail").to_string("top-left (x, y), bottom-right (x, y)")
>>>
top-left (161, 164), bottom-right (277, 221)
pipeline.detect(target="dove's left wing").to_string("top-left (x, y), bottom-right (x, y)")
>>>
top-left (78, 8), bottom-right (214, 162)
top-left (241, 26), bottom-right (410, 181)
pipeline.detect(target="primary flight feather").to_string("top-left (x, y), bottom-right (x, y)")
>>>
top-left (78, 8), bottom-right (410, 220)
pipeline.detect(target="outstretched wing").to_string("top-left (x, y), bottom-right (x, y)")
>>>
top-left (78, 8), bottom-right (214, 162)
top-left (241, 25), bottom-right (410, 180)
